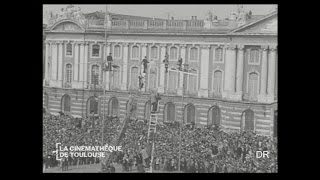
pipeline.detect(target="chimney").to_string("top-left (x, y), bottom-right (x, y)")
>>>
top-left (194, 16), bottom-right (197, 20)
top-left (172, 17), bottom-right (174, 20)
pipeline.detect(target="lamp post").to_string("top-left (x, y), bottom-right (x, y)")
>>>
top-left (177, 63), bottom-right (189, 172)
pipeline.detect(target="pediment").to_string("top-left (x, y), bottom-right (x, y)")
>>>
top-left (232, 12), bottom-right (277, 34)
top-left (50, 20), bottom-right (85, 32)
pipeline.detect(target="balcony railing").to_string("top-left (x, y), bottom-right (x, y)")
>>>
top-left (47, 16), bottom-right (238, 32)
top-left (84, 19), bottom-right (229, 31)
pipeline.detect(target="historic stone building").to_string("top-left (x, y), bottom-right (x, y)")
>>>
top-left (43, 5), bottom-right (277, 136)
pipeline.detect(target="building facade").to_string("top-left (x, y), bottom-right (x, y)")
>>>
top-left (43, 6), bottom-right (277, 136)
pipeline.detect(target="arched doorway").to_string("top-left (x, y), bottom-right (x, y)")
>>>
top-left (108, 97), bottom-right (119, 117)
top-left (184, 104), bottom-right (195, 124)
top-left (164, 102), bottom-right (175, 122)
top-left (61, 94), bottom-right (71, 113)
top-left (87, 96), bottom-right (98, 116)
top-left (144, 100), bottom-right (151, 120)
top-left (241, 109), bottom-right (254, 132)
top-left (274, 110), bottom-right (277, 137)
top-left (208, 106), bottom-right (221, 126)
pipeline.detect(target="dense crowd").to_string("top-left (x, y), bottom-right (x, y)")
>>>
top-left (43, 111), bottom-right (277, 173)
top-left (43, 112), bottom-right (123, 170)
top-left (111, 119), bottom-right (277, 173)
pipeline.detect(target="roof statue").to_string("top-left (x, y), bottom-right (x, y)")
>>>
top-left (206, 10), bottom-right (213, 21)
top-left (48, 5), bottom-right (86, 26)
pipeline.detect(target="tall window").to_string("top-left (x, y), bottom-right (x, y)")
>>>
top-left (65, 64), bottom-right (72, 83)
top-left (66, 43), bottom-right (73, 56)
top-left (168, 70), bottom-right (178, 92)
top-left (132, 45), bottom-right (139, 59)
top-left (248, 72), bottom-right (258, 101)
top-left (130, 67), bottom-right (139, 89)
top-left (170, 46), bottom-right (178, 60)
top-left (91, 65), bottom-right (100, 85)
top-left (215, 47), bottom-right (223, 62)
top-left (92, 44), bottom-right (100, 57)
top-left (190, 47), bottom-right (198, 61)
top-left (109, 97), bottom-right (119, 116)
top-left (249, 49), bottom-right (260, 64)
top-left (242, 109), bottom-right (254, 132)
top-left (112, 66), bottom-right (120, 89)
top-left (149, 67), bottom-right (157, 90)
top-left (208, 106), bottom-right (221, 126)
top-left (61, 94), bottom-right (71, 113)
top-left (213, 70), bottom-right (223, 97)
top-left (114, 45), bottom-right (121, 58)
top-left (165, 103), bottom-right (175, 122)
top-left (150, 46), bottom-right (158, 59)
top-left (184, 104), bottom-right (195, 124)
top-left (87, 97), bottom-right (98, 115)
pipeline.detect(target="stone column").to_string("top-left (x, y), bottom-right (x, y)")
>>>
top-left (78, 42), bottom-right (85, 89)
top-left (84, 42), bottom-right (89, 88)
top-left (223, 44), bottom-right (236, 99)
top-left (198, 44), bottom-right (210, 98)
top-left (258, 46), bottom-right (269, 102)
top-left (234, 45), bottom-right (244, 100)
top-left (159, 43), bottom-right (167, 93)
top-left (44, 42), bottom-right (49, 81)
top-left (72, 42), bottom-right (80, 88)
top-left (266, 46), bottom-right (277, 103)
top-left (57, 41), bottom-right (64, 87)
top-left (121, 43), bottom-right (129, 91)
top-left (51, 42), bottom-right (58, 82)
top-left (177, 44), bottom-right (186, 96)
top-left (74, 42), bottom-right (79, 79)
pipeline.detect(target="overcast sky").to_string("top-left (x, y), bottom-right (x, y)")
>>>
top-left (43, 4), bottom-right (276, 20)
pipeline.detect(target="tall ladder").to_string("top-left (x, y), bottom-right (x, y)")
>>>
top-left (145, 101), bottom-right (159, 173)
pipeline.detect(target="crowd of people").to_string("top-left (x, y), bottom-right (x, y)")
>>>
top-left (110, 119), bottom-right (277, 173)
top-left (43, 112), bottom-right (123, 170)
top-left (43, 110), bottom-right (277, 173)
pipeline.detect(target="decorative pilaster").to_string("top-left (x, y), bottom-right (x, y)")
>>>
top-left (45, 42), bottom-right (49, 81)
top-left (266, 46), bottom-right (277, 103)
top-left (234, 45), bottom-right (244, 101)
top-left (121, 43), bottom-right (129, 91)
top-left (57, 41), bottom-right (63, 86)
top-left (258, 45), bottom-right (269, 102)
top-left (198, 44), bottom-right (210, 97)
top-left (84, 42), bottom-right (89, 87)
top-left (51, 42), bottom-right (58, 82)
top-left (222, 44), bottom-right (236, 99)
top-left (79, 42), bottom-right (85, 84)
top-left (159, 43), bottom-right (167, 93)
